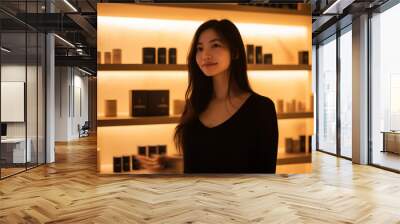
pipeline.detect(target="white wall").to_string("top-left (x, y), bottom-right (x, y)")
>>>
top-left (55, 66), bottom-right (70, 141)
top-left (1, 66), bottom-right (26, 127)
top-left (1, 63), bottom-right (45, 164)
top-left (1, 65), bottom-right (36, 138)
top-left (55, 67), bottom-right (89, 141)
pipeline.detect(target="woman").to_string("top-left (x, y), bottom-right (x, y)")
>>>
top-left (174, 19), bottom-right (278, 173)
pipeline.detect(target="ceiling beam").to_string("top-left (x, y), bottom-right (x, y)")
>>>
top-left (55, 55), bottom-right (96, 71)
top-left (67, 13), bottom-right (97, 40)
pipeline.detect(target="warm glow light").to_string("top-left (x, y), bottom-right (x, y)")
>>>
top-left (99, 70), bottom-right (187, 81)
top-left (98, 124), bottom-right (178, 173)
top-left (248, 70), bottom-right (309, 80)
top-left (98, 70), bottom-right (308, 81)
top-left (98, 71), bottom-right (188, 117)
top-left (98, 70), bottom-right (308, 82)
top-left (98, 16), bottom-right (308, 38)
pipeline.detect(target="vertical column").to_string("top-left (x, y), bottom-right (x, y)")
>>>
top-left (46, 33), bottom-right (55, 163)
top-left (312, 45), bottom-right (317, 151)
top-left (336, 30), bottom-right (341, 157)
top-left (46, 0), bottom-right (55, 163)
top-left (88, 76), bottom-right (97, 133)
top-left (352, 14), bottom-right (369, 164)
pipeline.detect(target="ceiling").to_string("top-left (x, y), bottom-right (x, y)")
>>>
top-left (1, 0), bottom-right (97, 73)
top-left (312, 0), bottom-right (389, 44)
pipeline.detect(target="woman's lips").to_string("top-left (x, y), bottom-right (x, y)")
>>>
top-left (202, 62), bottom-right (218, 67)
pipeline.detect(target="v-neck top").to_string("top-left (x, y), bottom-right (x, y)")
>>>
top-left (183, 93), bottom-right (279, 173)
top-left (198, 93), bottom-right (254, 129)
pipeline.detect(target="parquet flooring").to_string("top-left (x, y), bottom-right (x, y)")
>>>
top-left (0, 167), bottom-right (25, 178)
top-left (1, 135), bottom-right (400, 223)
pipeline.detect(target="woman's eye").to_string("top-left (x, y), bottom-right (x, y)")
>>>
top-left (212, 43), bottom-right (221, 48)
top-left (197, 47), bottom-right (203, 51)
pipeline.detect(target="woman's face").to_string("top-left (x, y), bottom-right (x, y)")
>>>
top-left (196, 28), bottom-right (231, 77)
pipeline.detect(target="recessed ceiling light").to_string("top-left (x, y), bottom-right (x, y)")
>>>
top-left (78, 67), bottom-right (93, 76)
top-left (323, 0), bottom-right (354, 15)
top-left (54, 34), bottom-right (75, 48)
top-left (1, 47), bottom-right (11, 53)
top-left (63, 0), bottom-right (78, 12)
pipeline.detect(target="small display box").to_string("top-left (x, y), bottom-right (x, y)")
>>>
top-left (382, 131), bottom-right (400, 154)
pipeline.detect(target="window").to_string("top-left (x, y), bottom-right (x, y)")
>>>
top-left (339, 27), bottom-right (352, 158)
top-left (371, 2), bottom-right (400, 171)
top-left (0, 1), bottom-right (46, 179)
top-left (317, 36), bottom-right (337, 154)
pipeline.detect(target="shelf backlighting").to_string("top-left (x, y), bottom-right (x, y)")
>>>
top-left (98, 16), bottom-right (308, 38)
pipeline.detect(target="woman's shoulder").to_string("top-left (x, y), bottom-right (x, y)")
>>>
top-left (249, 93), bottom-right (277, 123)
top-left (250, 93), bottom-right (275, 110)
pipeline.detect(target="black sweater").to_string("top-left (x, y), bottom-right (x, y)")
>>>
top-left (183, 93), bottom-right (279, 174)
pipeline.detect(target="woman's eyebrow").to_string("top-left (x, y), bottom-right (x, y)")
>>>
top-left (197, 38), bottom-right (222, 45)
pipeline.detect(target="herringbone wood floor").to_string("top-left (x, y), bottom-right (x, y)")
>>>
top-left (1, 135), bottom-right (400, 223)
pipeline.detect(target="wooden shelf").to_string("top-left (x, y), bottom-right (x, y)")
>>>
top-left (277, 112), bottom-right (313, 119)
top-left (98, 64), bottom-right (187, 71)
top-left (98, 112), bottom-right (313, 127)
top-left (248, 64), bottom-right (311, 71)
top-left (277, 152), bottom-right (312, 165)
top-left (99, 152), bottom-right (311, 175)
top-left (98, 115), bottom-right (181, 127)
top-left (97, 64), bottom-right (311, 71)
top-left (99, 170), bottom-right (182, 175)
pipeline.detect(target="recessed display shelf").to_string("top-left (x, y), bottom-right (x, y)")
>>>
top-left (98, 112), bottom-right (313, 127)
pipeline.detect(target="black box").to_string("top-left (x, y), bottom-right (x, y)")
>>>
top-left (138, 146), bottom-right (147, 156)
top-left (132, 90), bottom-right (169, 116)
top-left (113, 157), bottom-right (122, 172)
top-left (246, 44), bottom-right (254, 64)
top-left (308, 135), bottom-right (312, 152)
top-left (143, 47), bottom-right (156, 64)
top-left (123, 156), bottom-right (130, 172)
top-left (300, 135), bottom-right (306, 152)
top-left (158, 145), bottom-right (167, 155)
top-left (132, 156), bottom-right (140, 170)
top-left (147, 90), bottom-right (169, 116)
top-left (255, 46), bottom-right (263, 64)
top-left (298, 51), bottom-right (309, 65)
top-left (158, 48), bottom-right (166, 64)
top-left (263, 54), bottom-right (272, 65)
top-left (285, 138), bottom-right (293, 153)
top-left (168, 48), bottom-right (177, 64)
top-left (132, 90), bottom-right (148, 116)
top-left (148, 146), bottom-right (158, 158)
top-left (293, 140), bottom-right (300, 153)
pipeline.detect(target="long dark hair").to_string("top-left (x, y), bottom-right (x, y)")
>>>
top-left (174, 19), bottom-right (254, 153)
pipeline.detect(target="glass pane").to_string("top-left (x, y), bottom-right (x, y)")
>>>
top-left (371, 4), bottom-right (400, 171)
top-left (38, 32), bottom-right (45, 165)
top-left (27, 31), bottom-right (38, 169)
top-left (317, 37), bottom-right (337, 154)
top-left (1, 31), bottom-right (27, 177)
top-left (339, 29), bottom-right (352, 158)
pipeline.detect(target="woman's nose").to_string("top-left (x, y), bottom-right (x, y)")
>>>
top-left (203, 51), bottom-right (212, 60)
